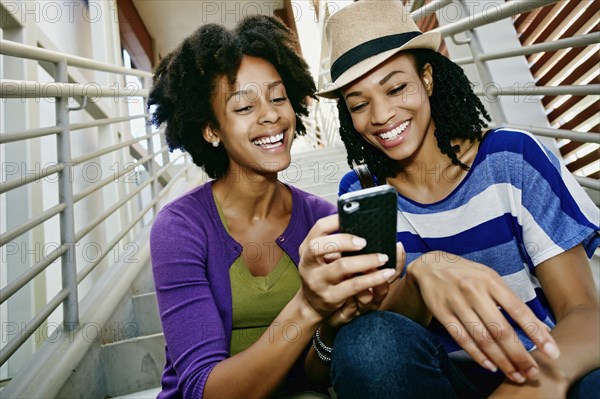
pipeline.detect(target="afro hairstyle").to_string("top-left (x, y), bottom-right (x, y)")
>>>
top-left (148, 15), bottom-right (316, 178)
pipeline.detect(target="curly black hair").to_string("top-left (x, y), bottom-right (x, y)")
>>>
top-left (336, 49), bottom-right (491, 182)
top-left (148, 15), bottom-right (316, 178)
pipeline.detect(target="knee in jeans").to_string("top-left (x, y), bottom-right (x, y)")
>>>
top-left (332, 311), bottom-right (428, 370)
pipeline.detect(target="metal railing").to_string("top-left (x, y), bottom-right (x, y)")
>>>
top-left (315, 0), bottom-right (599, 193)
top-left (0, 40), bottom-right (194, 370)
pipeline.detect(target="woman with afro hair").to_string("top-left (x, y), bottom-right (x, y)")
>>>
top-left (148, 14), bottom-right (402, 399)
top-left (316, 2), bottom-right (599, 399)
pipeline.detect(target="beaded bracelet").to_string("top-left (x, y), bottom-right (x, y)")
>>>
top-left (312, 328), bottom-right (332, 363)
top-left (314, 328), bottom-right (332, 353)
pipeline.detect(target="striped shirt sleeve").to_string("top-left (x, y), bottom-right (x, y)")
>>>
top-left (505, 129), bottom-right (599, 265)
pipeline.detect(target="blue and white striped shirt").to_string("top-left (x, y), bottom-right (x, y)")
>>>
top-left (339, 128), bottom-right (600, 359)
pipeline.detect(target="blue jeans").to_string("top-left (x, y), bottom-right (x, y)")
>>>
top-left (330, 311), bottom-right (600, 399)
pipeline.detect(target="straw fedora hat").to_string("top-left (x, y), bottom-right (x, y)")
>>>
top-left (316, 1), bottom-right (441, 99)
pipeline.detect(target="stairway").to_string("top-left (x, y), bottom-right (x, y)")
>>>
top-left (60, 145), bottom-right (349, 399)
top-left (281, 144), bottom-right (349, 203)
top-left (52, 258), bottom-right (166, 399)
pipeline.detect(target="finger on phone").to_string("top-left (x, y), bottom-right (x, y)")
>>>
top-left (336, 267), bottom-right (396, 297)
top-left (308, 214), bottom-right (340, 237)
top-left (396, 241), bottom-right (406, 275)
top-left (307, 234), bottom-right (367, 259)
top-left (330, 253), bottom-right (389, 279)
top-left (323, 252), bottom-right (341, 263)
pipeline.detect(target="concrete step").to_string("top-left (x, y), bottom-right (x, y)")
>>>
top-left (101, 333), bottom-right (166, 398)
top-left (290, 153), bottom-right (347, 166)
top-left (280, 148), bottom-right (350, 193)
top-left (132, 292), bottom-right (162, 336)
top-left (112, 386), bottom-right (161, 399)
top-left (279, 168), bottom-right (347, 189)
top-left (290, 146), bottom-right (347, 163)
top-left (282, 159), bottom-right (348, 175)
top-left (131, 260), bottom-right (155, 296)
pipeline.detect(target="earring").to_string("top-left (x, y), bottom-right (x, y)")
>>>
top-left (212, 140), bottom-right (220, 148)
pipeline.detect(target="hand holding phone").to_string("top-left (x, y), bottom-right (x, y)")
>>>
top-left (338, 185), bottom-right (397, 269)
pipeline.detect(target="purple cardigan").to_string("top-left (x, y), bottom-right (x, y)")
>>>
top-left (150, 181), bottom-right (336, 399)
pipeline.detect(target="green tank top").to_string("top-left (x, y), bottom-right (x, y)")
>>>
top-left (214, 194), bottom-right (301, 356)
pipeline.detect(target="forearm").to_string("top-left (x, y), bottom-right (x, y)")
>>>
top-left (491, 306), bottom-right (600, 397)
top-left (548, 306), bottom-right (600, 381)
top-left (204, 291), bottom-right (322, 399)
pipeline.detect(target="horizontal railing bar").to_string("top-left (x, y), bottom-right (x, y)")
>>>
top-left (1, 138), bottom-right (164, 196)
top-left (74, 174), bottom-right (154, 242)
top-left (0, 115), bottom-right (151, 144)
top-left (433, 0), bottom-right (559, 37)
top-left (0, 80), bottom-right (149, 99)
top-left (411, 0), bottom-right (452, 21)
top-left (154, 152), bottom-right (185, 180)
top-left (0, 204), bottom-right (66, 246)
top-left (574, 175), bottom-right (600, 191)
top-left (0, 163), bottom-right (63, 194)
top-left (474, 84), bottom-right (599, 97)
top-left (153, 162), bottom-right (175, 183)
top-left (505, 124), bottom-right (599, 144)
top-left (0, 126), bottom-right (62, 144)
top-left (0, 288), bottom-right (69, 366)
top-left (71, 132), bottom-right (160, 164)
top-left (454, 33), bottom-right (600, 65)
top-left (0, 40), bottom-right (152, 78)
top-left (0, 245), bottom-right (68, 305)
top-left (70, 114), bottom-right (150, 132)
top-left (72, 147), bottom-right (166, 203)
top-left (77, 199), bottom-right (156, 284)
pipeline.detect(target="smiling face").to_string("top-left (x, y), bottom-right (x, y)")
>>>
top-left (204, 56), bottom-right (296, 177)
top-left (341, 53), bottom-right (437, 164)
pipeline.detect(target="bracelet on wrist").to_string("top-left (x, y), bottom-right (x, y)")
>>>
top-left (312, 336), bottom-right (331, 363)
top-left (314, 327), bottom-right (332, 353)
top-left (312, 327), bottom-right (332, 363)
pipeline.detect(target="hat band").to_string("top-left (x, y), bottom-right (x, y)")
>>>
top-left (330, 31), bottom-right (422, 83)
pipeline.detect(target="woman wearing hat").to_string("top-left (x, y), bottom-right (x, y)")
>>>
top-left (317, 2), bottom-right (599, 398)
top-left (148, 15), bottom-right (403, 399)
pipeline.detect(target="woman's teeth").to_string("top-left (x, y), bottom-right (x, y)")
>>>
top-left (253, 132), bottom-right (284, 148)
top-left (378, 120), bottom-right (410, 140)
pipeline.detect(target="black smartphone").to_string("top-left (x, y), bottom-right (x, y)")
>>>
top-left (338, 185), bottom-right (397, 269)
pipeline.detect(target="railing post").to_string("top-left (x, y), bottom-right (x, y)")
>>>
top-left (56, 59), bottom-right (79, 330)
top-left (455, 0), bottom-right (508, 125)
top-left (143, 77), bottom-right (159, 216)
